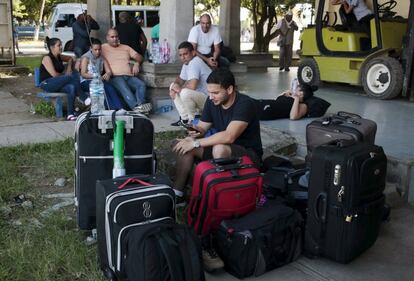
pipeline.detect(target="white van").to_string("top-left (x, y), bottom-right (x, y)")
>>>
top-left (45, 3), bottom-right (159, 51)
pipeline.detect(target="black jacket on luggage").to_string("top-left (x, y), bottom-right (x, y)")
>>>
top-left (305, 141), bottom-right (387, 263)
top-left (215, 200), bottom-right (303, 279)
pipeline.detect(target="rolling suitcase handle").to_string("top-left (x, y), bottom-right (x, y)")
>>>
top-left (314, 192), bottom-right (327, 223)
top-left (211, 157), bottom-right (253, 172)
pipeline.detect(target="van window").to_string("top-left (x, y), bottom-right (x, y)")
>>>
top-left (55, 14), bottom-right (76, 28)
top-left (114, 10), bottom-right (143, 25)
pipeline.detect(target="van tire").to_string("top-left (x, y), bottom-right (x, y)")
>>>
top-left (361, 56), bottom-right (403, 100)
top-left (298, 58), bottom-right (320, 87)
top-left (64, 41), bottom-right (73, 52)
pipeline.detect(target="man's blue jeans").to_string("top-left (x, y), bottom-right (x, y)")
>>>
top-left (109, 76), bottom-right (147, 110)
top-left (40, 74), bottom-right (77, 115)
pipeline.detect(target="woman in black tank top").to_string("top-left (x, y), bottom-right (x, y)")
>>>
top-left (39, 38), bottom-right (81, 120)
top-left (256, 84), bottom-right (329, 120)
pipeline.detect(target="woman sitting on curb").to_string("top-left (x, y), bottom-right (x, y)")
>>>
top-left (39, 37), bottom-right (83, 121)
top-left (256, 83), bottom-right (331, 120)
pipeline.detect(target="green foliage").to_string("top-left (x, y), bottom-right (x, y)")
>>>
top-left (16, 56), bottom-right (42, 73)
top-left (34, 101), bottom-right (55, 118)
top-left (240, 0), bottom-right (309, 52)
top-left (0, 139), bottom-right (74, 201)
top-left (12, 0), bottom-right (28, 19)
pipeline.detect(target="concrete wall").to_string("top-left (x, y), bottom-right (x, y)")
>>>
top-left (159, 0), bottom-right (193, 63)
top-left (87, 0), bottom-right (111, 42)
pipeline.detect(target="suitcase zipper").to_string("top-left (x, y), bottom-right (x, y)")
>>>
top-left (337, 186), bottom-right (345, 202)
top-left (105, 185), bottom-right (172, 213)
top-left (79, 154), bottom-right (153, 163)
top-left (113, 193), bottom-right (174, 223)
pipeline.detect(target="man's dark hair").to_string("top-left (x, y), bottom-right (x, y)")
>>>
top-left (178, 41), bottom-right (194, 52)
top-left (91, 38), bottom-right (102, 46)
top-left (207, 69), bottom-right (236, 89)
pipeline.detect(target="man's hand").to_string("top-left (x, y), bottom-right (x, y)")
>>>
top-left (282, 90), bottom-right (293, 97)
top-left (132, 63), bottom-right (140, 76)
top-left (173, 137), bottom-right (196, 155)
top-left (102, 71), bottom-right (111, 81)
top-left (207, 57), bottom-right (218, 68)
top-left (169, 83), bottom-right (181, 99)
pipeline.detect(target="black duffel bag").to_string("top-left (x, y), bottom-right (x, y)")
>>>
top-left (215, 201), bottom-right (303, 279)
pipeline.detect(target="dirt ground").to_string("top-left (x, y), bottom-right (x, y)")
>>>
top-left (0, 73), bottom-right (39, 106)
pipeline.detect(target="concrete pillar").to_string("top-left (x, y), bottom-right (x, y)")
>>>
top-left (219, 0), bottom-right (240, 55)
top-left (87, 0), bottom-right (111, 42)
top-left (159, 0), bottom-right (194, 63)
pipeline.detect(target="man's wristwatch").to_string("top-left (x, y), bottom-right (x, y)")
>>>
top-left (193, 140), bottom-right (201, 148)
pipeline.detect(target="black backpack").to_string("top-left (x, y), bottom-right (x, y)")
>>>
top-left (124, 221), bottom-right (205, 281)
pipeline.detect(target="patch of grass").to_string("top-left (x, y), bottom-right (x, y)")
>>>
top-left (0, 132), bottom-right (182, 280)
top-left (34, 101), bottom-right (56, 118)
top-left (16, 56), bottom-right (42, 73)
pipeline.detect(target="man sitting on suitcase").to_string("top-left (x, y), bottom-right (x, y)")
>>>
top-left (172, 68), bottom-right (263, 271)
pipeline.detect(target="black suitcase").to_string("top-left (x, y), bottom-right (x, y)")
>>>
top-left (306, 111), bottom-right (376, 162)
top-left (305, 140), bottom-right (387, 263)
top-left (96, 174), bottom-right (175, 280)
top-left (75, 111), bottom-right (155, 230)
top-left (215, 200), bottom-right (303, 279)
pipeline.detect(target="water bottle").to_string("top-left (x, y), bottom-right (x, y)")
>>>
top-left (151, 39), bottom-right (160, 64)
top-left (89, 72), bottom-right (105, 115)
top-left (290, 78), bottom-right (299, 94)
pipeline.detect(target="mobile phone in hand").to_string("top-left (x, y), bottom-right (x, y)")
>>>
top-left (181, 122), bottom-right (201, 133)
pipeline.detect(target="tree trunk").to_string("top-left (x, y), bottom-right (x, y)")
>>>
top-left (34, 0), bottom-right (46, 41)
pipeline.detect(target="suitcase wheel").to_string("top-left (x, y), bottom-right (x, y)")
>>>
top-left (103, 268), bottom-right (117, 281)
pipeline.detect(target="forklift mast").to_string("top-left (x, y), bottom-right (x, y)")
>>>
top-left (402, 0), bottom-right (414, 100)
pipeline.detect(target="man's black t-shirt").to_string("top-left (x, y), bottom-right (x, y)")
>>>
top-left (115, 23), bottom-right (145, 55)
top-left (201, 92), bottom-right (263, 157)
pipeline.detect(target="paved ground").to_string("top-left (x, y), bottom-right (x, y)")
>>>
top-left (1, 50), bottom-right (414, 280)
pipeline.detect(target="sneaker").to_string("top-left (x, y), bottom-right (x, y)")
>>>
top-left (170, 119), bottom-right (182, 126)
top-left (134, 103), bottom-right (152, 114)
top-left (84, 97), bottom-right (91, 106)
top-left (285, 68), bottom-right (290, 72)
top-left (202, 248), bottom-right (224, 272)
top-left (175, 195), bottom-right (187, 208)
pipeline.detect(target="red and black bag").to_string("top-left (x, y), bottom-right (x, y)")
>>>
top-left (187, 156), bottom-right (263, 236)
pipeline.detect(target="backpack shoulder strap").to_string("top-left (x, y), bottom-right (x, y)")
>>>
top-left (175, 226), bottom-right (205, 281)
top-left (156, 231), bottom-right (185, 281)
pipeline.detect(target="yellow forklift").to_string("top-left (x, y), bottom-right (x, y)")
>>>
top-left (297, 0), bottom-right (414, 100)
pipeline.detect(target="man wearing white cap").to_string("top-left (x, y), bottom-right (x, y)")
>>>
top-left (276, 10), bottom-right (298, 72)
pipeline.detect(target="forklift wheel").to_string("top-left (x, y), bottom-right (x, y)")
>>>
top-left (298, 58), bottom-right (320, 87)
top-left (361, 56), bottom-right (403, 100)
